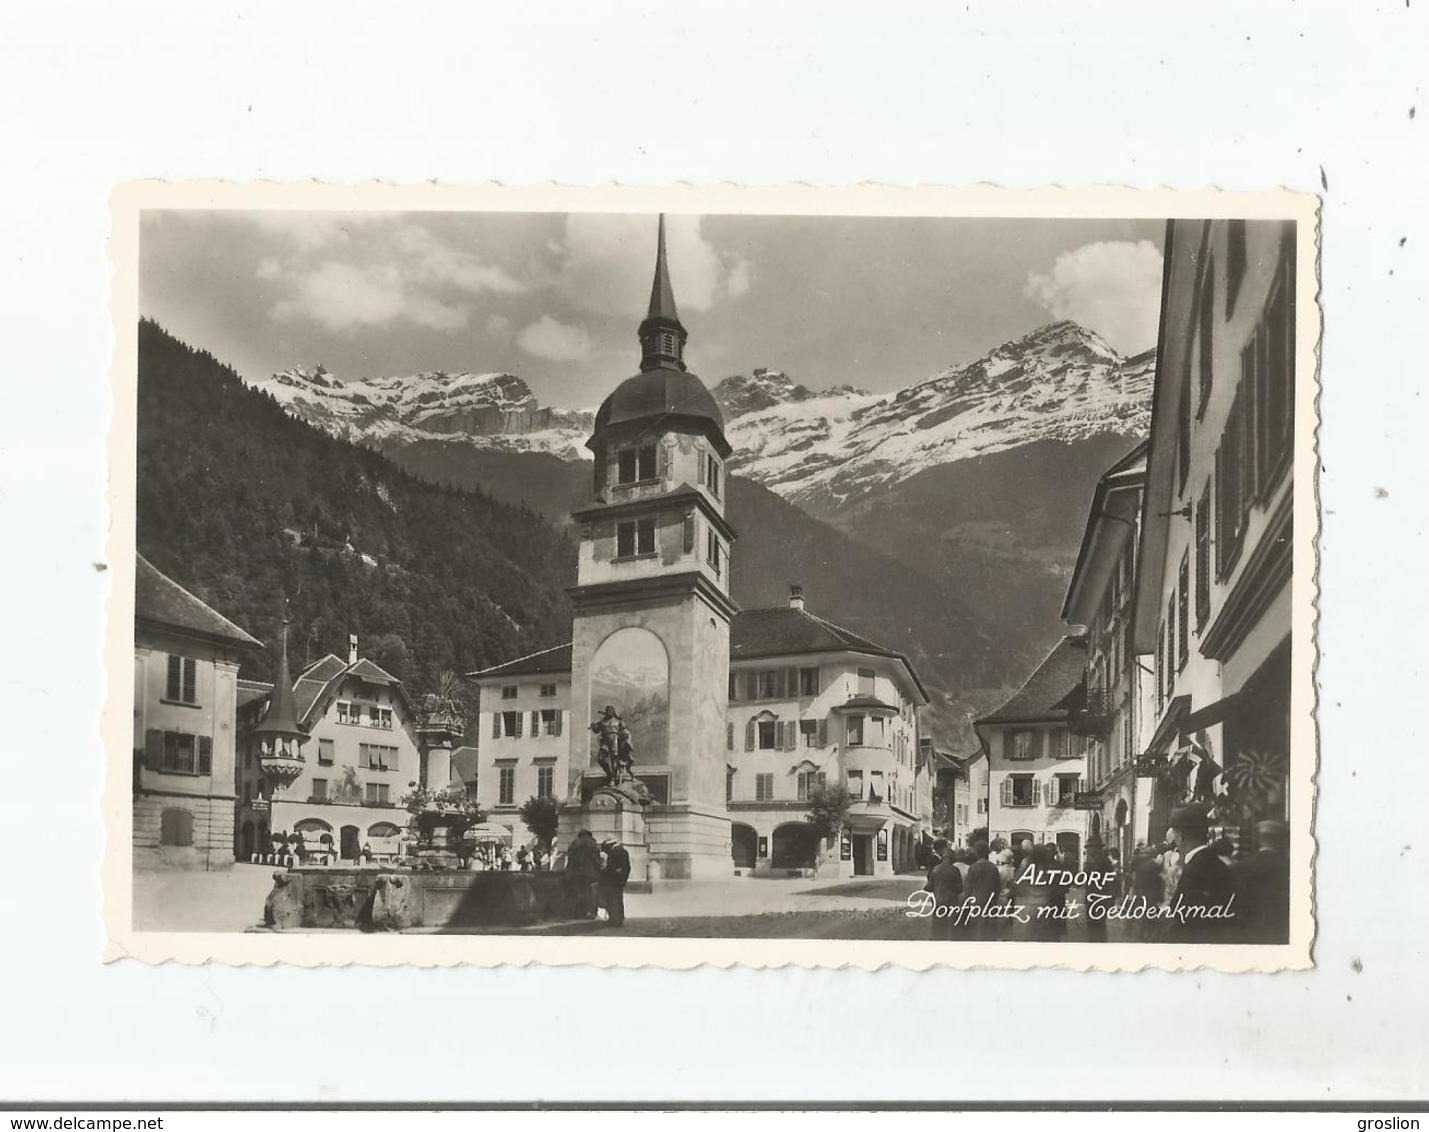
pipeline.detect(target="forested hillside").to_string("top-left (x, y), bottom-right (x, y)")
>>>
top-left (134, 319), bottom-right (577, 694)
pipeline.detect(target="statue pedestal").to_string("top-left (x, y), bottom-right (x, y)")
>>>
top-left (559, 781), bottom-right (650, 885)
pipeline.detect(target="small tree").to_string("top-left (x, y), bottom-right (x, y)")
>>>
top-left (804, 780), bottom-right (851, 878)
top-left (518, 794), bottom-right (561, 852)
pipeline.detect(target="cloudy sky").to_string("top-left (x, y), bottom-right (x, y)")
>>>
top-left (140, 210), bottom-right (1165, 409)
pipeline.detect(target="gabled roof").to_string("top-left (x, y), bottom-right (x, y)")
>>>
top-left (731, 606), bottom-right (930, 702)
top-left (236, 678), bottom-right (272, 711)
top-left (976, 636), bottom-right (1087, 726)
top-left (134, 555), bottom-right (260, 649)
top-left (468, 642), bottom-right (574, 681)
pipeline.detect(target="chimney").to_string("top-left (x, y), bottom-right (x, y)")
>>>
top-left (348, 634), bottom-right (359, 664)
top-left (788, 584), bottom-right (805, 611)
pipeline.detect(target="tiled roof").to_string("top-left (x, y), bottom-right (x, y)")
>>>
top-left (348, 657), bottom-right (399, 684)
top-left (731, 607), bottom-right (895, 661)
top-left (134, 555), bottom-right (260, 648)
top-left (236, 679), bottom-right (272, 711)
top-left (837, 695), bottom-right (899, 712)
top-left (298, 655), bottom-right (347, 683)
top-left (469, 643), bottom-right (574, 680)
top-left (976, 636), bottom-right (1088, 725)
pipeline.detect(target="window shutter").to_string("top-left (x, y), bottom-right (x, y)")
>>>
top-left (697, 451), bottom-right (706, 485)
top-left (145, 729), bottom-right (164, 771)
top-left (492, 713), bottom-right (501, 740)
top-left (166, 654), bottom-right (181, 700)
top-left (553, 712), bottom-right (563, 738)
top-left (359, 744), bottom-right (369, 768)
top-left (182, 658), bottom-right (196, 704)
top-left (726, 721), bottom-right (734, 751)
top-left (683, 514), bottom-right (696, 554)
top-left (657, 443), bottom-right (671, 480)
top-left (514, 712), bottom-right (524, 738)
top-left (1033, 778), bottom-right (1043, 807)
top-left (786, 721), bottom-right (798, 750)
top-left (817, 718), bottom-right (828, 747)
top-left (197, 736), bottom-right (212, 775)
top-left (1000, 778), bottom-right (1013, 807)
top-left (745, 718), bottom-right (756, 751)
top-left (530, 710), bottom-right (540, 737)
top-left (786, 668), bottom-right (800, 698)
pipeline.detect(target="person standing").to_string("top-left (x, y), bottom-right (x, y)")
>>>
top-left (1166, 803), bottom-right (1238, 943)
top-left (1083, 838), bottom-right (1115, 943)
top-left (963, 841), bottom-right (1003, 941)
top-left (564, 829), bottom-right (602, 919)
top-left (1233, 819), bottom-right (1290, 944)
top-left (598, 838), bottom-right (632, 928)
top-left (926, 843), bottom-right (965, 941)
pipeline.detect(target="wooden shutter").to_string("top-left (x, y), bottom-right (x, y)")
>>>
top-left (514, 712), bottom-right (524, 738)
top-left (745, 718), bottom-right (756, 751)
top-left (166, 654), bottom-right (181, 700)
top-left (697, 451), bottom-right (705, 486)
top-left (492, 713), bottom-right (501, 739)
top-left (530, 710), bottom-right (540, 737)
top-left (552, 711), bottom-right (563, 738)
top-left (197, 736), bottom-right (212, 775)
top-left (785, 721), bottom-right (798, 750)
top-left (817, 718), bottom-right (828, 747)
top-left (359, 744), bottom-right (369, 768)
top-left (1032, 778), bottom-right (1043, 806)
top-left (726, 721), bottom-right (734, 751)
top-left (145, 729), bottom-right (164, 771)
top-left (1000, 778), bottom-right (1013, 807)
top-left (182, 658), bottom-right (196, 704)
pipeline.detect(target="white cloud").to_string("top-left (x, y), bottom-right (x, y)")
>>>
top-left (247, 212), bottom-right (376, 251)
top-left (395, 226), bottom-right (526, 295)
top-left (1024, 240), bottom-right (1164, 354)
top-left (552, 214), bottom-right (752, 318)
top-left (262, 224), bottom-right (525, 333)
top-left (271, 261), bottom-right (468, 332)
top-left (486, 313), bottom-right (513, 340)
top-left (517, 315), bottom-right (594, 361)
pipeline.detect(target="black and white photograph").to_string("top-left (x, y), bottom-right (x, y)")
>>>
top-left (111, 187), bottom-right (1316, 966)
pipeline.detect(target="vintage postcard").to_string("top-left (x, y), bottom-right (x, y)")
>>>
top-left (102, 183), bottom-right (1319, 970)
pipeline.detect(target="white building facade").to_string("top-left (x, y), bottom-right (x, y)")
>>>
top-left (976, 637), bottom-right (1093, 864)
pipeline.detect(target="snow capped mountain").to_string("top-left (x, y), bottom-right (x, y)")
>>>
top-left (248, 364), bottom-right (594, 459)
top-left (719, 322), bottom-right (1155, 511)
top-left (712, 367), bottom-right (870, 421)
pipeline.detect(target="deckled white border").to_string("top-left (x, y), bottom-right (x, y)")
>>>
top-left (103, 181), bottom-right (1320, 971)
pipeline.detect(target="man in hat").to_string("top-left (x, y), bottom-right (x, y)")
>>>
top-left (598, 837), bottom-right (632, 928)
top-left (1233, 819), bottom-right (1290, 944)
top-left (1166, 802), bottom-right (1238, 943)
top-left (564, 829), bottom-right (602, 919)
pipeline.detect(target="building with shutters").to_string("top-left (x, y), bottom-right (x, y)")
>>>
top-left (465, 645), bottom-right (572, 840)
top-left (1061, 441), bottom-right (1156, 863)
top-left (464, 586), bottom-right (933, 878)
top-left (133, 554), bottom-right (260, 870)
top-left (1131, 218), bottom-right (1297, 851)
top-left (234, 636), bottom-right (425, 864)
top-left (975, 635), bottom-right (1093, 864)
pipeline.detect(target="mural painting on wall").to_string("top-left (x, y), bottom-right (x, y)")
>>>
top-left (590, 627), bottom-right (670, 767)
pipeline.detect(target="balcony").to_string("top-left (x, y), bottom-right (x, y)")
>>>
top-left (1069, 688), bottom-right (1115, 737)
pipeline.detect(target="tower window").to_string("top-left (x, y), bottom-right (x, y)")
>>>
top-left (659, 330), bottom-right (677, 357)
top-left (617, 444), bottom-right (658, 484)
top-left (706, 529), bottom-right (722, 578)
top-left (705, 456), bottom-right (721, 498)
top-left (616, 518), bottom-right (657, 558)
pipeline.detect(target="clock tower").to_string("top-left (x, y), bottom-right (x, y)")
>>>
top-left (564, 216), bottom-right (737, 880)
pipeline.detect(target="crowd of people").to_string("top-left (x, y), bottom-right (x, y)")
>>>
top-left (923, 803), bottom-right (1290, 945)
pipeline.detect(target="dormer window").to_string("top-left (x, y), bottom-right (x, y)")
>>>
top-left (617, 444), bottom-right (658, 485)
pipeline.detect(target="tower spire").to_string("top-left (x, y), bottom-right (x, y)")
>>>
top-left (638, 214), bottom-right (688, 372)
top-left (253, 610), bottom-right (302, 738)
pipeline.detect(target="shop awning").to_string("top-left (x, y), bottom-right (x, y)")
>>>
top-left (1183, 689), bottom-right (1254, 732)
